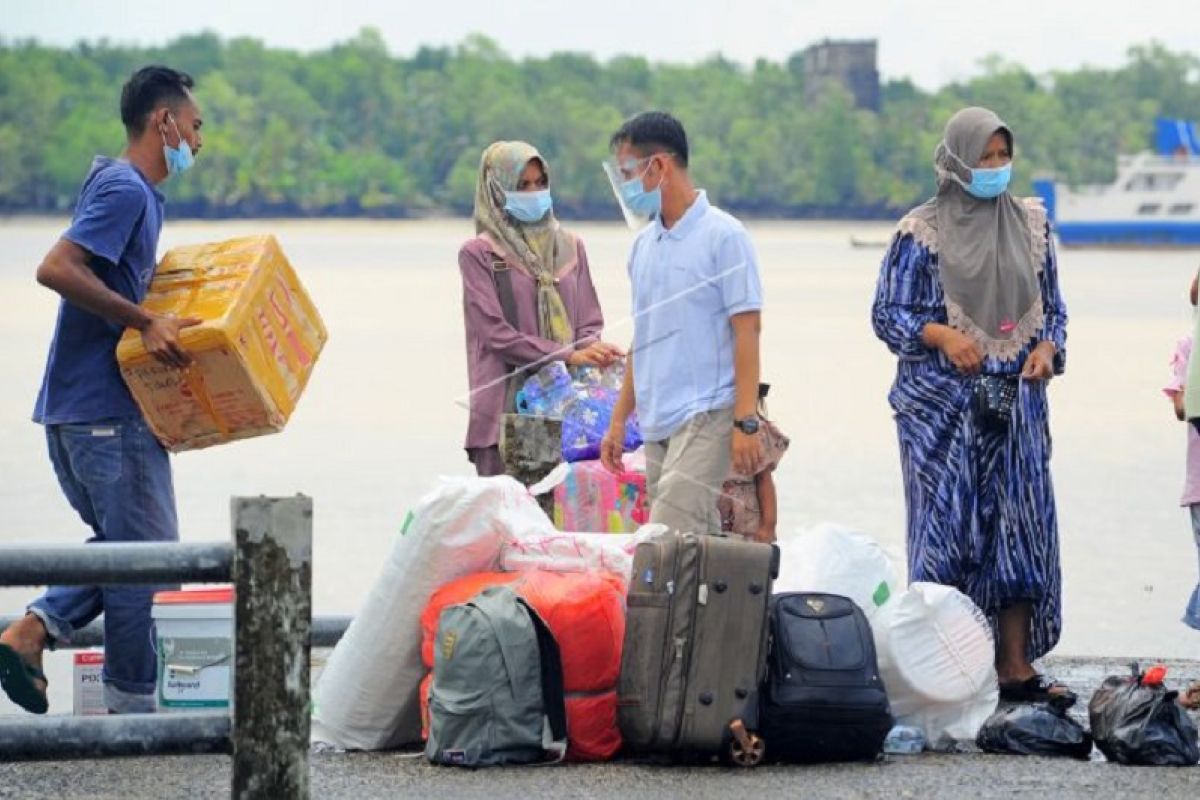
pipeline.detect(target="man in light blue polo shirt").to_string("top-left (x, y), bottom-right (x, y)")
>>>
top-left (600, 112), bottom-right (765, 536)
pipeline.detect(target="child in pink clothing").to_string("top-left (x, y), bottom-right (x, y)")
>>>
top-left (1163, 334), bottom-right (1200, 633)
top-left (718, 383), bottom-right (790, 543)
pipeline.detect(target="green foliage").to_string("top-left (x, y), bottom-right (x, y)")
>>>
top-left (0, 31), bottom-right (1196, 217)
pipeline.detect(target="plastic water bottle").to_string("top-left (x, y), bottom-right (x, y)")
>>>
top-left (519, 362), bottom-right (574, 417)
top-left (883, 724), bottom-right (925, 755)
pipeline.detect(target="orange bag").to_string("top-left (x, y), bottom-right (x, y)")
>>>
top-left (420, 570), bottom-right (626, 761)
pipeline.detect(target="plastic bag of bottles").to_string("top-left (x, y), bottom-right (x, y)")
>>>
top-left (517, 361), bottom-right (643, 462)
top-left (516, 362), bottom-right (575, 418)
top-left (561, 362), bottom-right (641, 462)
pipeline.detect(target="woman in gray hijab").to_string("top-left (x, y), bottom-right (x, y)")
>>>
top-left (871, 107), bottom-right (1071, 703)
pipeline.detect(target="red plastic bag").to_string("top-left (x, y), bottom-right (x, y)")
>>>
top-left (420, 570), bottom-right (626, 761)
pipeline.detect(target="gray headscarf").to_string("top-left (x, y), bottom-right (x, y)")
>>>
top-left (906, 106), bottom-right (1043, 362)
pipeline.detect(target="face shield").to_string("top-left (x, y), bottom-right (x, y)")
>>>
top-left (602, 153), bottom-right (664, 230)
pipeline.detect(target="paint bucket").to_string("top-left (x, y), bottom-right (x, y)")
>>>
top-left (152, 586), bottom-right (234, 713)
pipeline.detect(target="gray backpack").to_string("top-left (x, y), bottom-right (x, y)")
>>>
top-left (426, 585), bottom-right (568, 767)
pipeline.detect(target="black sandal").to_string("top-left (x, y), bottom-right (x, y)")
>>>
top-left (0, 642), bottom-right (49, 714)
top-left (999, 674), bottom-right (1076, 705)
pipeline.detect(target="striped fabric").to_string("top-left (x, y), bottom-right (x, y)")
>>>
top-left (871, 225), bottom-right (1068, 660)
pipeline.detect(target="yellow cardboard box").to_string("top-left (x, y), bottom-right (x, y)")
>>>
top-left (117, 235), bottom-right (327, 452)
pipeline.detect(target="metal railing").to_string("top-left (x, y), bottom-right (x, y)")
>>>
top-left (0, 495), bottom-right (313, 800)
top-left (0, 614), bottom-right (351, 650)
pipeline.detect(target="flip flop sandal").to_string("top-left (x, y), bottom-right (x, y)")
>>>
top-left (0, 642), bottom-right (49, 714)
top-left (999, 674), bottom-right (1076, 705)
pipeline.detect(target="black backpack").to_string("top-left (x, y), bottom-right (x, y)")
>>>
top-left (760, 592), bottom-right (893, 762)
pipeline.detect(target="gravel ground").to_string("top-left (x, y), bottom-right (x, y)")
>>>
top-left (2, 748), bottom-right (1198, 800)
top-left (0, 656), bottom-right (1197, 799)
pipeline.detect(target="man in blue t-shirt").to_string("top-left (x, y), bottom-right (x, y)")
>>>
top-left (600, 112), bottom-right (766, 537)
top-left (0, 66), bottom-right (204, 714)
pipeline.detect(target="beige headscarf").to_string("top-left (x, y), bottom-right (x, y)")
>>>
top-left (474, 141), bottom-right (578, 345)
top-left (901, 107), bottom-right (1043, 362)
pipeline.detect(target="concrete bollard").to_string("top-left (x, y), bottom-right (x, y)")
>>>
top-left (231, 496), bottom-right (313, 800)
top-left (500, 413), bottom-right (562, 518)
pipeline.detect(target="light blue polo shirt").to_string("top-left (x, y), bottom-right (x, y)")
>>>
top-left (628, 190), bottom-right (763, 442)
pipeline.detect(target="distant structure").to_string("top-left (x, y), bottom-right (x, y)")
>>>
top-left (802, 39), bottom-right (880, 112)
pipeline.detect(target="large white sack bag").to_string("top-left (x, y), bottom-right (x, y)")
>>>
top-left (872, 582), bottom-right (999, 747)
top-left (500, 524), bottom-right (668, 579)
top-left (775, 523), bottom-right (900, 619)
top-left (312, 475), bottom-right (554, 750)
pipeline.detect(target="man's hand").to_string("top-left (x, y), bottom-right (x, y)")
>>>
top-left (1020, 341), bottom-right (1056, 382)
top-left (600, 422), bottom-right (626, 473)
top-left (141, 315), bottom-right (202, 369)
top-left (731, 429), bottom-right (764, 477)
top-left (751, 525), bottom-right (777, 545)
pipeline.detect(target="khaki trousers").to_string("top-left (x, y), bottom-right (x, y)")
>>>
top-left (644, 408), bottom-right (733, 535)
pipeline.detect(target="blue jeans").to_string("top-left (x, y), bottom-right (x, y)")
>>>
top-left (29, 417), bottom-right (178, 712)
top-left (1187, 506), bottom-right (1200, 632)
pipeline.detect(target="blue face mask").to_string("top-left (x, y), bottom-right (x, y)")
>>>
top-left (161, 116), bottom-right (195, 177)
top-left (619, 163), bottom-right (663, 218)
top-left (504, 189), bottom-right (553, 223)
top-left (965, 163), bottom-right (1012, 199)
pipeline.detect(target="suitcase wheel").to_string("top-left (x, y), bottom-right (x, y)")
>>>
top-left (728, 719), bottom-right (765, 767)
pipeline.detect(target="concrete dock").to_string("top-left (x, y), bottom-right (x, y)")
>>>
top-left (1, 655), bottom-right (1198, 799)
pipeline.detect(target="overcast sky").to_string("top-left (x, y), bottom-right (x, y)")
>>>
top-left (4, 0), bottom-right (1199, 90)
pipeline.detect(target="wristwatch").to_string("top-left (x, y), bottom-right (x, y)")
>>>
top-left (733, 416), bottom-right (760, 435)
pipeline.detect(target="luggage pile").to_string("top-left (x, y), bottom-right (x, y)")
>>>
top-left (312, 488), bottom-right (1200, 769)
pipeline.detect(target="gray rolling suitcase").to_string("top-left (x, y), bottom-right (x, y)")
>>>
top-left (617, 532), bottom-right (779, 765)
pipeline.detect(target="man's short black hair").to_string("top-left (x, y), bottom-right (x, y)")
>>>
top-left (120, 65), bottom-right (195, 137)
top-left (609, 111), bottom-right (689, 168)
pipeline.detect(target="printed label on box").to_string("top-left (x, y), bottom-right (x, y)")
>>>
top-left (73, 650), bottom-right (108, 716)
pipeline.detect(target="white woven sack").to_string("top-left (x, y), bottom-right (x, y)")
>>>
top-left (312, 475), bottom-right (553, 750)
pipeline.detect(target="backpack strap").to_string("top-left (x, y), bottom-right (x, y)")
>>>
top-left (491, 255), bottom-right (520, 330)
top-left (489, 254), bottom-right (526, 413)
top-left (519, 598), bottom-right (568, 762)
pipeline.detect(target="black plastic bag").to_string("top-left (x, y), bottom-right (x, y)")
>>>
top-left (1088, 664), bottom-right (1200, 766)
top-left (976, 695), bottom-right (1093, 759)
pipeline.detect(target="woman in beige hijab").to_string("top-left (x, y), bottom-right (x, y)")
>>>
top-left (871, 107), bottom-right (1071, 703)
top-left (460, 141), bottom-right (622, 476)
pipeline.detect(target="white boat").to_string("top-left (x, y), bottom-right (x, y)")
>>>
top-left (1033, 119), bottom-right (1200, 247)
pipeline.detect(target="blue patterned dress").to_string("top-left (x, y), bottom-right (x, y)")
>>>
top-left (870, 202), bottom-right (1068, 660)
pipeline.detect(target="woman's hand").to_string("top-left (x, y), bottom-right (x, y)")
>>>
top-left (566, 347), bottom-right (601, 367)
top-left (926, 324), bottom-right (984, 375)
top-left (567, 341), bottom-right (625, 368)
top-left (1020, 341), bottom-right (1056, 381)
